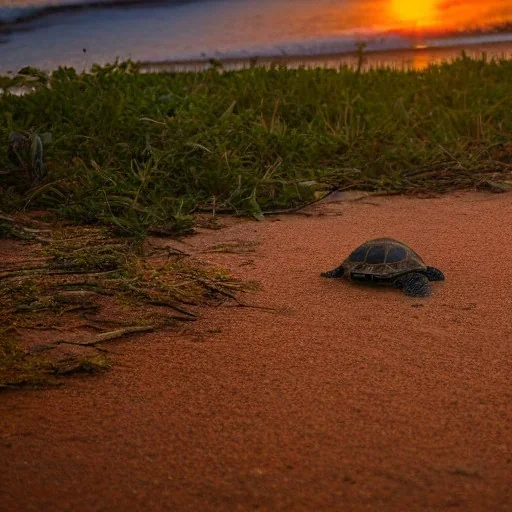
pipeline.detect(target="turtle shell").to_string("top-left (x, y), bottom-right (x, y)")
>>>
top-left (343, 238), bottom-right (427, 284)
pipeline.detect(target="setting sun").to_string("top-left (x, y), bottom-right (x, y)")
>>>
top-left (392, 0), bottom-right (437, 26)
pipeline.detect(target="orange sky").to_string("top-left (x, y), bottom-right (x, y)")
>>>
top-left (386, 0), bottom-right (512, 31)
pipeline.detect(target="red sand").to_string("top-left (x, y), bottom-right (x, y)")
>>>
top-left (1, 191), bottom-right (512, 511)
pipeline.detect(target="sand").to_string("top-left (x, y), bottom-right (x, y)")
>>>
top-left (1, 191), bottom-right (512, 511)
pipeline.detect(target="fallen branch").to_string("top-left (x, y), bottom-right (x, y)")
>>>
top-left (57, 326), bottom-right (156, 346)
top-left (262, 188), bottom-right (340, 216)
top-left (146, 299), bottom-right (198, 318)
top-left (193, 276), bottom-right (240, 302)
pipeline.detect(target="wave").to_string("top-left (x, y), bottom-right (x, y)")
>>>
top-left (0, 0), bottom-right (185, 28)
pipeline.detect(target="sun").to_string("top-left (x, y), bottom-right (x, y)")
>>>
top-left (391, 0), bottom-right (436, 26)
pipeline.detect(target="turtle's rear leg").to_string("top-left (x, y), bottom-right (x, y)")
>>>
top-left (425, 266), bottom-right (445, 281)
top-left (395, 272), bottom-right (431, 297)
top-left (321, 265), bottom-right (345, 278)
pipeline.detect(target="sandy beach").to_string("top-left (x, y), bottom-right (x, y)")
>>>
top-left (1, 191), bottom-right (511, 511)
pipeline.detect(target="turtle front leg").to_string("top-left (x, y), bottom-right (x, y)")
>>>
top-left (425, 266), bottom-right (445, 281)
top-left (394, 272), bottom-right (432, 297)
top-left (321, 265), bottom-right (345, 278)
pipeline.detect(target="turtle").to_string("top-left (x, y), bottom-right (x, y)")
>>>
top-left (321, 237), bottom-right (444, 297)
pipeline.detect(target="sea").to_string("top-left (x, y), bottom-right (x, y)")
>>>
top-left (1, 0), bottom-right (512, 74)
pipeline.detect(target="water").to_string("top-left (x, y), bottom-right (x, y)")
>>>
top-left (1, 0), bottom-right (512, 73)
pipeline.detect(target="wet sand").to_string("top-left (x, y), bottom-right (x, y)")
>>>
top-left (1, 191), bottom-right (512, 511)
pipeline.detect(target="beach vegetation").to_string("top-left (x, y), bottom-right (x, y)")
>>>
top-left (0, 55), bottom-right (511, 236)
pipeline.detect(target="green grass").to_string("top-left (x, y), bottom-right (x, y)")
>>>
top-left (1, 55), bottom-right (511, 236)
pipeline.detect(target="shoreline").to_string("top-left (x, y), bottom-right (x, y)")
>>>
top-left (139, 39), bottom-right (512, 73)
